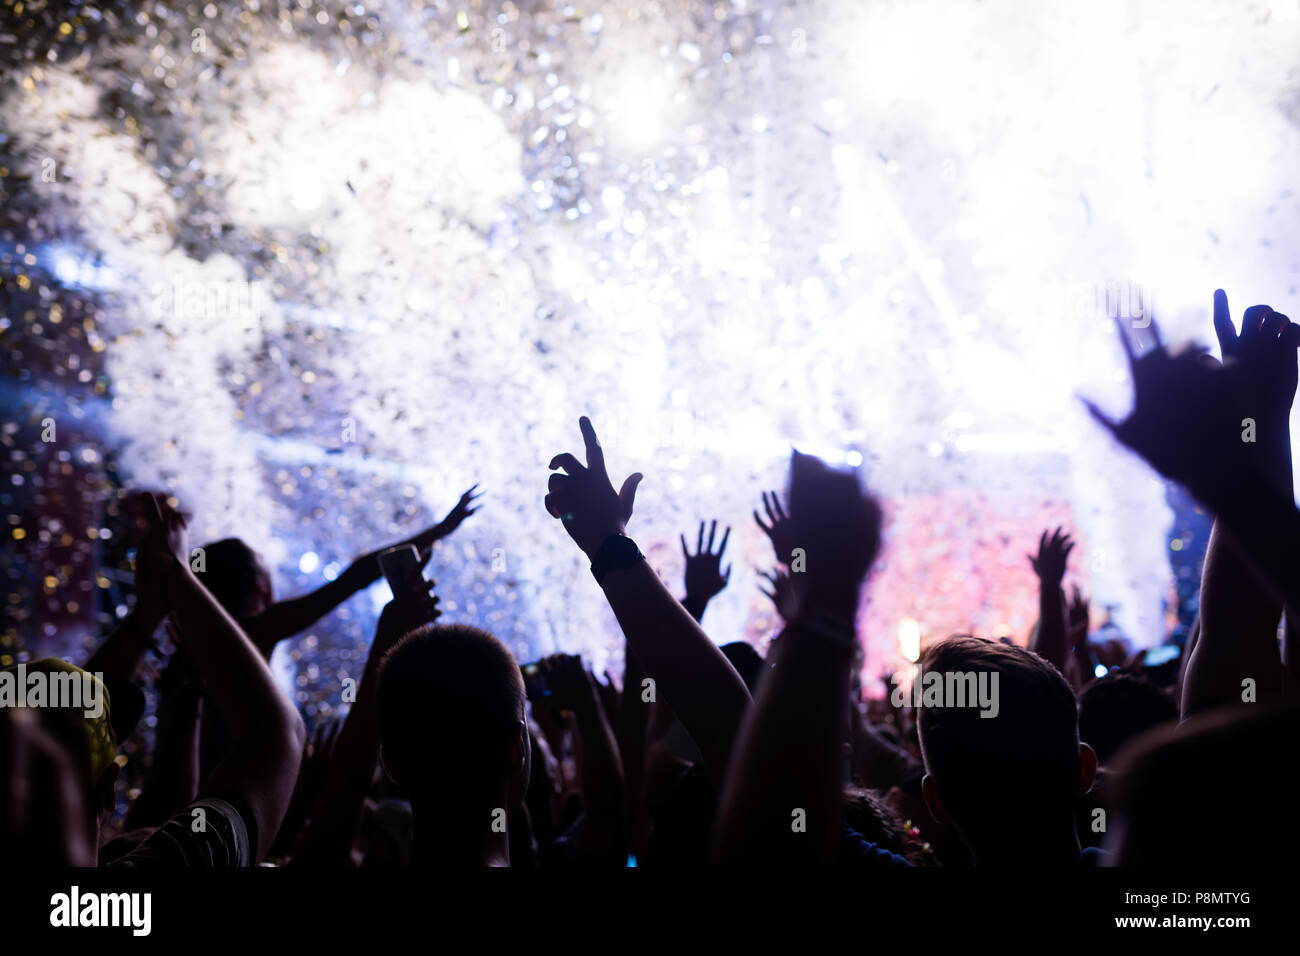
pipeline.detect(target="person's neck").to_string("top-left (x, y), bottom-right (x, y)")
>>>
top-left (963, 815), bottom-right (1082, 868)
top-left (410, 797), bottom-right (511, 867)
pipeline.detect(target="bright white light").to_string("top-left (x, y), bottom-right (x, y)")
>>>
top-left (898, 617), bottom-right (922, 663)
top-left (52, 249), bottom-right (81, 285)
top-left (601, 186), bottom-right (625, 210)
top-left (846, 450), bottom-right (863, 467)
top-left (298, 551), bottom-right (320, 574)
top-left (602, 61), bottom-right (673, 147)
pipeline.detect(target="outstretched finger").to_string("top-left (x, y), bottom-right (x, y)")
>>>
top-left (1112, 314), bottom-right (1138, 372)
top-left (762, 491), bottom-right (777, 525)
top-left (681, 533), bottom-right (689, 559)
top-left (697, 521), bottom-right (705, 554)
top-left (717, 526), bottom-right (731, 558)
top-left (707, 519), bottom-right (717, 552)
top-left (771, 492), bottom-right (787, 521)
top-left (753, 509), bottom-right (770, 534)
top-left (579, 416), bottom-right (607, 476)
top-left (1082, 397), bottom-right (1122, 437)
top-left (617, 472), bottom-right (642, 519)
top-left (1213, 289), bottom-right (1238, 359)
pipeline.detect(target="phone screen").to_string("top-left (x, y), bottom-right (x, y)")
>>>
top-left (377, 544), bottom-right (420, 597)
top-left (522, 662), bottom-right (550, 700)
top-left (1143, 645), bottom-right (1180, 667)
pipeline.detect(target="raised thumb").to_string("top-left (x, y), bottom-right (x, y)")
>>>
top-left (618, 473), bottom-right (643, 520)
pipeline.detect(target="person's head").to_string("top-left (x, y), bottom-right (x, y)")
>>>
top-left (841, 787), bottom-right (909, 858)
top-left (199, 538), bottom-right (273, 618)
top-left (915, 638), bottom-right (1095, 860)
top-left (0, 659), bottom-right (142, 847)
top-left (1078, 672), bottom-right (1178, 767)
top-left (1110, 704), bottom-right (1300, 866)
top-left (376, 624), bottom-right (529, 815)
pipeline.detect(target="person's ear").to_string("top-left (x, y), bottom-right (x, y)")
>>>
top-left (508, 720), bottom-right (530, 808)
top-left (511, 720), bottom-right (529, 773)
top-left (921, 773), bottom-right (949, 824)
top-left (1076, 742), bottom-right (1098, 796)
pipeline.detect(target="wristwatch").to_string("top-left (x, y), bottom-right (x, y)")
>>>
top-left (590, 532), bottom-right (645, 586)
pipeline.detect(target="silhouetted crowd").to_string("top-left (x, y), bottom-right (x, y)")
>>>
top-left (6, 291), bottom-right (1300, 867)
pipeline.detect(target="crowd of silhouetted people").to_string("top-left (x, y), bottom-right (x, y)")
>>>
top-left (5, 290), bottom-right (1300, 868)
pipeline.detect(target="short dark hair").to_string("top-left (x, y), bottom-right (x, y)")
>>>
top-left (916, 637), bottom-right (1081, 830)
top-left (1078, 672), bottom-right (1177, 766)
top-left (376, 624), bottom-right (525, 804)
top-left (198, 538), bottom-right (266, 618)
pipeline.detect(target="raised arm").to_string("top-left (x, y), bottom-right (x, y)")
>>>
top-left (245, 486), bottom-right (479, 653)
top-left (84, 494), bottom-right (173, 680)
top-left (1182, 292), bottom-right (1295, 716)
top-left (1027, 527), bottom-right (1074, 678)
top-left (1067, 585), bottom-right (1094, 690)
top-left (290, 568), bottom-right (440, 866)
top-left (714, 451), bottom-right (882, 864)
top-left (145, 494), bottom-right (307, 861)
top-left (1086, 298), bottom-right (1300, 711)
top-left (616, 642), bottom-right (652, 857)
top-left (543, 417), bottom-right (752, 789)
top-left (545, 654), bottom-right (626, 864)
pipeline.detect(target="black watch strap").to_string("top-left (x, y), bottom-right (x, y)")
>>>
top-left (590, 533), bottom-right (645, 586)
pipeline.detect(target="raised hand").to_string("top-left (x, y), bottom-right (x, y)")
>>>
top-left (406, 485), bottom-right (482, 564)
top-left (432, 485), bottom-right (482, 540)
top-left (1028, 527), bottom-right (1074, 588)
top-left (758, 567), bottom-right (799, 623)
top-left (373, 564), bottom-right (440, 657)
top-left (786, 451), bottom-right (882, 619)
top-left (136, 491), bottom-right (190, 610)
top-left (1213, 289), bottom-right (1300, 418)
top-left (545, 417), bottom-right (644, 557)
top-left (1085, 315), bottom-right (1247, 499)
top-left (754, 490), bottom-right (797, 566)
top-left (1068, 584), bottom-right (1090, 647)
top-left (681, 520), bottom-right (732, 603)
